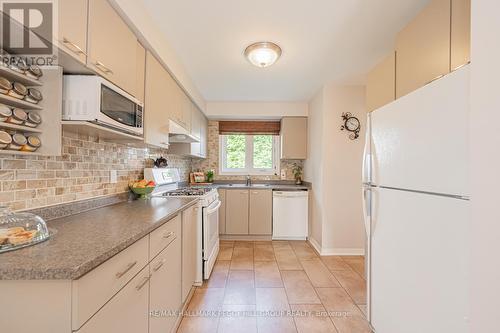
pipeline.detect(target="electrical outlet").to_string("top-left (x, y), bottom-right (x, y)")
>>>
top-left (110, 170), bottom-right (117, 184)
top-left (280, 169), bottom-right (287, 180)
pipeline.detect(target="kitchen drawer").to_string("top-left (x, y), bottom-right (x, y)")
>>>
top-left (149, 214), bottom-right (181, 259)
top-left (71, 236), bottom-right (149, 330)
top-left (76, 266), bottom-right (150, 333)
top-left (149, 234), bottom-right (182, 333)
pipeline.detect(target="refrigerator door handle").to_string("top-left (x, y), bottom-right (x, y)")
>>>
top-left (362, 186), bottom-right (371, 237)
top-left (362, 114), bottom-right (372, 184)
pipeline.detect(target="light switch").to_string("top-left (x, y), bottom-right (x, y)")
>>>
top-left (110, 170), bottom-right (118, 183)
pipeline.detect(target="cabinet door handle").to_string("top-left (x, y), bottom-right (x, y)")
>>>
top-left (62, 37), bottom-right (87, 56)
top-left (252, 191), bottom-right (259, 194)
top-left (115, 261), bottom-right (137, 279)
top-left (135, 275), bottom-right (150, 291)
top-left (163, 231), bottom-right (175, 239)
top-left (152, 259), bottom-right (166, 272)
top-left (93, 60), bottom-right (114, 75)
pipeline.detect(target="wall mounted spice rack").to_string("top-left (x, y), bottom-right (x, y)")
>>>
top-left (0, 62), bottom-right (62, 156)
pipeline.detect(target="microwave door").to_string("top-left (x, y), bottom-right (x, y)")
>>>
top-left (99, 85), bottom-right (138, 128)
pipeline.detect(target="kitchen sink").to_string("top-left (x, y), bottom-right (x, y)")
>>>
top-left (225, 183), bottom-right (271, 188)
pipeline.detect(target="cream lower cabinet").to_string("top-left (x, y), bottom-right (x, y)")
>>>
top-left (181, 204), bottom-right (199, 303)
top-left (249, 190), bottom-right (272, 235)
top-left (224, 189), bottom-right (272, 236)
top-left (218, 189), bottom-right (226, 234)
top-left (226, 189), bottom-right (249, 234)
top-left (77, 266), bottom-right (150, 333)
top-left (150, 234), bottom-right (182, 333)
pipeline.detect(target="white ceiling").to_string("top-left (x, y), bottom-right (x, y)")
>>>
top-left (143, 0), bottom-right (429, 102)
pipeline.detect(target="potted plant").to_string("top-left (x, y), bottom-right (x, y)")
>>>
top-left (206, 169), bottom-right (214, 183)
top-left (292, 163), bottom-right (303, 185)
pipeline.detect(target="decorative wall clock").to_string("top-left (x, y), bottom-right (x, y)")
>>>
top-left (340, 112), bottom-right (361, 140)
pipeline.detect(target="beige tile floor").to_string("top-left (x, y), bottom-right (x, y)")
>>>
top-left (177, 240), bottom-right (372, 333)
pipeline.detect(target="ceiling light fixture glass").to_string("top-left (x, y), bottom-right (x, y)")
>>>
top-left (244, 41), bottom-right (282, 68)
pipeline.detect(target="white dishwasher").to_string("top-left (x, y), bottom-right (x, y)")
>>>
top-left (272, 190), bottom-right (309, 240)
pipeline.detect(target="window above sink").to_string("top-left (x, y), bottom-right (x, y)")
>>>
top-left (219, 134), bottom-right (280, 176)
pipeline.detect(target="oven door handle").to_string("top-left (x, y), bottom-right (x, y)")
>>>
top-left (206, 200), bottom-right (221, 215)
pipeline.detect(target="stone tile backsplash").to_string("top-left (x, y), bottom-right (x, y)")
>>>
top-left (0, 129), bottom-right (191, 211)
top-left (191, 120), bottom-right (304, 181)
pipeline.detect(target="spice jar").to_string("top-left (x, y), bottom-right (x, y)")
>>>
top-left (25, 111), bottom-right (41, 128)
top-left (24, 88), bottom-right (43, 104)
top-left (26, 65), bottom-right (43, 80)
top-left (0, 131), bottom-right (12, 149)
top-left (0, 77), bottom-right (12, 95)
top-left (0, 104), bottom-right (12, 122)
top-left (20, 135), bottom-right (41, 152)
top-left (8, 82), bottom-right (28, 99)
top-left (7, 133), bottom-right (26, 150)
top-left (6, 108), bottom-right (27, 125)
top-left (9, 58), bottom-right (28, 74)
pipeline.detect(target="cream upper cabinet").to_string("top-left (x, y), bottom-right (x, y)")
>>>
top-left (219, 189), bottom-right (226, 234)
top-left (181, 204), bottom-right (199, 303)
top-left (144, 52), bottom-right (170, 148)
top-left (249, 190), bottom-right (272, 235)
top-left (149, 237), bottom-right (182, 333)
top-left (134, 42), bottom-right (146, 103)
top-left (226, 190), bottom-right (249, 235)
top-left (366, 52), bottom-right (396, 112)
top-left (396, 0), bottom-right (451, 98)
top-left (451, 0), bottom-right (471, 71)
top-left (199, 114), bottom-right (208, 159)
top-left (58, 0), bottom-right (88, 64)
top-left (191, 106), bottom-right (202, 140)
top-left (281, 117), bottom-right (307, 160)
top-left (170, 84), bottom-right (183, 126)
top-left (181, 94), bottom-right (192, 132)
top-left (76, 267), bottom-right (150, 333)
top-left (87, 0), bottom-right (138, 95)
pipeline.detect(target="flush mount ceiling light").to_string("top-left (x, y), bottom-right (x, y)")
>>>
top-left (244, 41), bottom-right (282, 68)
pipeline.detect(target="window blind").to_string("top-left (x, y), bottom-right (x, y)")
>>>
top-left (218, 121), bottom-right (281, 135)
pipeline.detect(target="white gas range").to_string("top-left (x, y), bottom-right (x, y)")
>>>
top-left (145, 168), bottom-right (220, 281)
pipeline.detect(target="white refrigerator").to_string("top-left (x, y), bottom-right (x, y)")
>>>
top-left (363, 66), bottom-right (470, 333)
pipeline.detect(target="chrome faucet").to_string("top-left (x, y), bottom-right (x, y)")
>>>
top-left (246, 175), bottom-right (251, 186)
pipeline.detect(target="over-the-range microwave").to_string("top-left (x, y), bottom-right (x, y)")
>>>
top-left (62, 75), bottom-right (143, 137)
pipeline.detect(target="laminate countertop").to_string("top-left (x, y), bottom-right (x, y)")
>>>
top-left (0, 197), bottom-right (198, 280)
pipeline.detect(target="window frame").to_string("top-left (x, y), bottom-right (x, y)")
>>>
top-left (219, 134), bottom-right (281, 176)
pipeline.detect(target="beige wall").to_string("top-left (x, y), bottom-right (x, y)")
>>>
top-left (0, 130), bottom-right (191, 211)
top-left (305, 85), bottom-right (366, 255)
top-left (304, 90), bottom-right (324, 246)
top-left (191, 121), bottom-right (303, 181)
top-left (470, 1), bottom-right (500, 331)
top-left (206, 102), bottom-right (308, 119)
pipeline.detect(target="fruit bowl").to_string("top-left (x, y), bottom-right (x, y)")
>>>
top-left (130, 186), bottom-right (155, 199)
top-left (129, 180), bottom-right (156, 199)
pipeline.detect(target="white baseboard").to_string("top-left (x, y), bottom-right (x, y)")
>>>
top-left (321, 247), bottom-right (365, 256)
top-left (308, 237), bottom-right (322, 254)
top-left (308, 237), bottom-right (365, 256)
